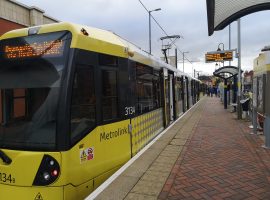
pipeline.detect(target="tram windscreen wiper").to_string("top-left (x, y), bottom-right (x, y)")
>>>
top-left (0, 149), bottom-right (12, 164)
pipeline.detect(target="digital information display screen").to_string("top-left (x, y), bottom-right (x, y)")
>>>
top-left (205, 50), bottom-right (233, 63)
top-left (4, 40), bottom-right (64, 59)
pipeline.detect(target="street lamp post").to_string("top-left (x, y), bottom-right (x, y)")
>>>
top-left (182, 51), bottom-right (189, 72)
top-left (194, 70), bottom-right (202, 79)
top-left (149, 8), bottom-right (161, 54)
top-left (217, 43), bottom-right (224, 51)
top-left (217, 43), bottom-right (225, 67)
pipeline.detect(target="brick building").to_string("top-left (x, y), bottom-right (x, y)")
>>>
top-left (0, 0), bottom-right (58, 36)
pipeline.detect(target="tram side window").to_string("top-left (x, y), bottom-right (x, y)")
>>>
top-left (70, 66), bottom-right (96, 143)
top-left (99, 54), bottom-right (118, 66)
top-left (102, 70), bottom-right (118, 121)
top-left (0, 91), bottom-right (2, 122)
top-left (136, 64), bottom-right (161, 114)
top-left (175, 78), bottom-right (182, 102)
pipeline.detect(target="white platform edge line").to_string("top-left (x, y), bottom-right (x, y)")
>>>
top-left (85, 100), bottom-right (201, 200)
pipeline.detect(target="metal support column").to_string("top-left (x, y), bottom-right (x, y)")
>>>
top-left (233, 76), bottom-right (237, 104)
top-left (175, 48), bottom-right (178, 69)
top-left (149, 11), bottom-right (151, 54)
top-left (252, 77), bottom-right (257, 134)
top-left (229, 24), bottom-right (231, 66)
top-left (237, 19), bottom-right (242, 119)
top-left (224, 79), bottom-right (227, 109)
top-left (252, 107), bottom-right (257, 135)
top-left (263, 116), bottom-right (270, 148)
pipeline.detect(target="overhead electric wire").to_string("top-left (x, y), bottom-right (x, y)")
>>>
top-left (137, 0), bottom-right (194, 66)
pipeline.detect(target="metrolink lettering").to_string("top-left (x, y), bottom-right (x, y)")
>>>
top-left (100, 127), bottom-right (128, 142)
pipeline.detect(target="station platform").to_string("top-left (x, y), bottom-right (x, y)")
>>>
top-left (87, 97), bottom-right (270, 200)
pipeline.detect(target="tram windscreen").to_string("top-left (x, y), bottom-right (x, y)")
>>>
top-left (0, 31), bottom-right (71, 150)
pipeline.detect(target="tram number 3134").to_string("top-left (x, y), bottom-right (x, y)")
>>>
top-left (125, 106), bottom-right (135, 116)
top-left (0, 172), bottom-right (15, 183)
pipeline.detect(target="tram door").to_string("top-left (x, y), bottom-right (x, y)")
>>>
top-left (183, 77), bottom-right (187, 112)
top-left (186, 77), bottom-right (190, 109)
top-left (169, 74), bottom-right (174, 121)
top-left (164, 77), bottom-right (170, 125)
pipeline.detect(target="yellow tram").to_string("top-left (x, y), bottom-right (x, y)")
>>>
top-left (0, 22), bottom-right (201, 199)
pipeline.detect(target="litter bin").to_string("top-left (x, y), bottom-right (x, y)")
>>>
top-left (240, 98), bottom-right (250, 119)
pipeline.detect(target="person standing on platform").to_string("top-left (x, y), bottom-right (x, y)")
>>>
top-left (210, 86), bottom-right (213, 97)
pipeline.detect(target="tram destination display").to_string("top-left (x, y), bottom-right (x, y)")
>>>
top-left (1, 31), bottom-right (68, 60)
top-left (4, 40), bottom-right (64, 59)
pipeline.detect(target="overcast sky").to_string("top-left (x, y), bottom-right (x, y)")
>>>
top-left (19, 0), bottom-right (270, 76)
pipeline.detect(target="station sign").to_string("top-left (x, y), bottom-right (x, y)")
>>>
top-left (205, 50), bottom-right (233, 63)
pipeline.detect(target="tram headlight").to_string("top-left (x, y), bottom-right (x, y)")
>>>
top-left (33, 155), bottom-right (60, 186)
top-left (43, 172), bottom-right (50, 181)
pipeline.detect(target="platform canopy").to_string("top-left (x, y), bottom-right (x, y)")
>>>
top-left (207, 0), bottom-right (270, 36)
top-left (213, 66), bottom-right (243, 79)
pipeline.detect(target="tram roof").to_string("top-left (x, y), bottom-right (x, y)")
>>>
top-left (0, 22), bottom-right (193, 77)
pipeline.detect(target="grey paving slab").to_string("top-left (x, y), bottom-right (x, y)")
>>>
top-left (124, 193), bottom-right (157, 200)
top-left (140, 170), bottom-right (170, 182)
top-left (148, 140), bottom-right (169, 150)
top-left (122, 159), bottom-right (153, 178)
top-left (162, 144), bottom-right (184, 153)
top-left (174, 132), bottom-right (191, 138)
top-left (94, 176), bottom-right (139, 200)
top-left (148, 161), bottom-right (175, 173)
top-left (130, 179), bottom-right (164, 196)
top-left (170, 138), bottom-right (187, 146)
top-left (136, 148), bottom-right (160, 162)
top-left (154, 155), bottom-right (177, 165)
top-left (158, 132), bottom-right (176, 141)
top-left (159, 150), bottom-right (181, 160)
